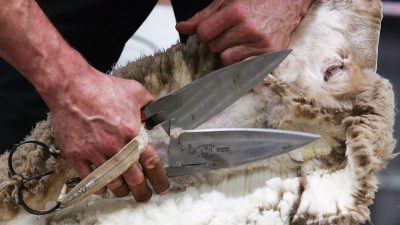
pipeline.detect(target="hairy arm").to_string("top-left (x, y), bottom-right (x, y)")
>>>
top-left (0, 0), bottom-right (168, 201)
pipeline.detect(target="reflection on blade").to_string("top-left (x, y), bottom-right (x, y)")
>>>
top-left (166, 128), bottom-right (320, 177)
top-left (142, 50), bottom-right (291, 134)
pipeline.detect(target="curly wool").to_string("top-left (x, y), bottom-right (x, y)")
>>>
top-left (0, 0), bottom-right (395, 225)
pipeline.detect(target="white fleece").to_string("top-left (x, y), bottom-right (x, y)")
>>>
top-left (4, 1), bottom-right (385, 224)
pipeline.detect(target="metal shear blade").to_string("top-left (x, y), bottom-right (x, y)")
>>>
top-left (141, 50), bottom-right (291, 134)
top-left (9, 50), bottom-right (293, 215)
top-left (166, 128), bottom-right (320, 177)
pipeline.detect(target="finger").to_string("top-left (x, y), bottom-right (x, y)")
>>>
top-left (70, 159), bottom-right (107, 195)
top-left (71, 159), bottom-right (92, 178)
top-left (195, 2), bottom-right (244, 43)
top-left (196, 7), bottom-right (242, 43)
top-left (139, 145), bottom-right (169, 194)
top-left (110, 180), bottom-right (130, 198)
top-left (114, 78), bottom-right (154, 108)
top-left (175, 17), bottom-right (199, 35)
top-left (207, 22), bottom-right (261, 53)
top-left (175, 0), bottom-right (224, 34)
top-left (123, 164), bottom-right (152, 202)
top-left (90, 154), bottom-right (129, 197)
top-left (127, 80), bottom-right (154, 107)
top-left (220, 44), bottom-right (269, 66)
top-left (137, 88), bottom-right (154, 107)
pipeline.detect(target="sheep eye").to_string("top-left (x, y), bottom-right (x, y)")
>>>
top-left (324, 63), bottom-right (344, 81)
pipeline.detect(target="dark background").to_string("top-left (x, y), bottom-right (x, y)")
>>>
top-left (367, 1), bottom-right (400, 224)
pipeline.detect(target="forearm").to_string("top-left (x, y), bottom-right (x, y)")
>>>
top-left (0, 1), bottom-right (167, 200)
top-left (0, 0), bottom-right (92, 108)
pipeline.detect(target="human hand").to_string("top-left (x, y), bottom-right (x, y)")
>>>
top-left (0, 0), bottom-right (168, 202)
top-left (49, 68), bottom-right (169, 202)
top-left (176, 0), bottom-right (312, 65)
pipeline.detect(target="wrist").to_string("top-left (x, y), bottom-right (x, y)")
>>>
top-left (30, 42), bottom-right (101, 112)
top-left (0, 0), bottom-right (97, 110)
top-left (31, 43), bottom-right (91, 94)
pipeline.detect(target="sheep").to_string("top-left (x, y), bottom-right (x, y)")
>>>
top-left (0, 0), bottom-right (395, 224)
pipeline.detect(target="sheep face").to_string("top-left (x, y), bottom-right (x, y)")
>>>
top-left (271, 0), bottom-right (382, 109)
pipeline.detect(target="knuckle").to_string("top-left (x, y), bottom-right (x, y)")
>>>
top-left (243, 20), bottom-right (260, 37)
top-left (139, 90), bottom-right (154, 105)
top-left (259, 37), bottom-right (273, 48)
top-left (229, 3), bottom-right (246, 21)
top-left (196, 24), bottom-right (210, 43)
top-left (104, 140), bottom-right (121, 154)
top-left (124, 126), bottom-right (140, 139)
top-left (141, 154), bottom-right (161, 169)
top-left (107, 178), bottom-right (123, 190)
top-left (125, 171), bottom-right (145, 187)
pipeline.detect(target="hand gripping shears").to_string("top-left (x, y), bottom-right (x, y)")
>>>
top-left (8, 50), bottom-right (319, 215)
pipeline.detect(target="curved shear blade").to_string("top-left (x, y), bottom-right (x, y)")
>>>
top-left (142, 50), bottom-right (291, 133)
top-left (166, 128), bottom-right (319, 177)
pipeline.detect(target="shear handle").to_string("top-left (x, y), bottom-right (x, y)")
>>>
top-left (8, 141), bottom-right (80, 215)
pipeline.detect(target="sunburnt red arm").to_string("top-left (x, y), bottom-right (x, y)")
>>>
top-left (0, 0), bottom-right (166, 204)
top-left (0, 0), bottom-right (93, 107)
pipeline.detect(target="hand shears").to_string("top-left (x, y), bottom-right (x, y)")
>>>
top-left (8, 50), bottom-right (319, 215)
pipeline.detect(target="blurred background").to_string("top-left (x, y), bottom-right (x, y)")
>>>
top-left (115, 0), bottom-right (179, 67)
top-left (117, 0), bottom-right (399, 224)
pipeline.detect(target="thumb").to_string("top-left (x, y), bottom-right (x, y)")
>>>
top-left (134, 84), bottom-right (153, 107)
top-left (175, 0), bottom-right (224, 34)
top-left (117, 78), bottom-right (154, 107)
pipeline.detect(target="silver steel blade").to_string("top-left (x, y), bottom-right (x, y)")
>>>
top-left (142, 50), bottom-right (291, 134)
top-left (166, 128), bottom-right (319, 177)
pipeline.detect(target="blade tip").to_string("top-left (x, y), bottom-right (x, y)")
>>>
top-left (307, 133), bottom-right (321, 142)
top-left (279, 49), bottom-right (292, 58)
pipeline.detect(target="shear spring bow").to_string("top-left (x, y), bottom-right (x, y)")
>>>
top-left (8, 127), bottom-right (148, 215)
top-left (5, 51), bottom-right (294, 215)
top-left (8, 141), bottom-right (81, 215)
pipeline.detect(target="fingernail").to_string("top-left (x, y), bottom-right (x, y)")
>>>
top-left (135, 190), bottom-right (153, 203)
top-left (158, 188), bottom-right (169, 195)
top-left (132, 181), bottom-right (153, 202)
top-left (113, 183), bottom-right (130, 197)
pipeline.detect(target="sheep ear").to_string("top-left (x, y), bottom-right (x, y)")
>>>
top-left (343, 70), bottom-right (395, 178)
